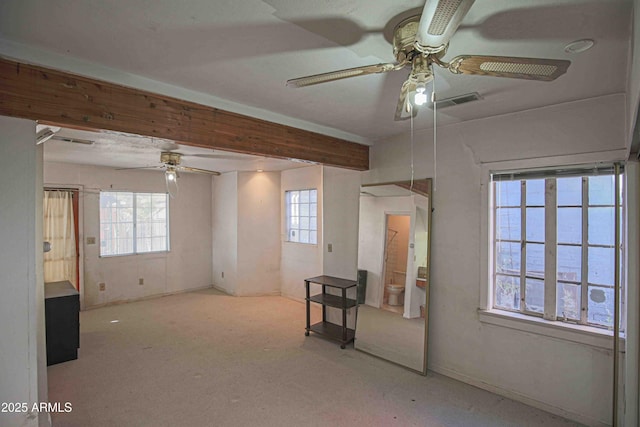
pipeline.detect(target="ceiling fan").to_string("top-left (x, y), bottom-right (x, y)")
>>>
top-left (119, 152), bottom-right (221, 198)
top-left (286, 0), bottom-right (571, 121)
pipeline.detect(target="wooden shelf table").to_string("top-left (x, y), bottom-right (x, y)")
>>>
top-left (304, 275), bottom-right (358, 349)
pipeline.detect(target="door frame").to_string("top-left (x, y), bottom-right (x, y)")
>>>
top-left (44, 184), bottom-right (85, 310)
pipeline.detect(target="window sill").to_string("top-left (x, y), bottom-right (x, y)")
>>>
top-left (478, 309), bottom-right (625, 351)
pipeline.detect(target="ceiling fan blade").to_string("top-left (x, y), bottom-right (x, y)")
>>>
top-left (416, 0), bottom-right (475, 52)
top-left (115, 165), bottom-right (163, 171)
top-left (447, 55), bottom-right (570, 81)
top-left (394, 80), bottom-right (419, 121)
top-left (179, 166), bottom-right (221, 176)
top-left (287, 62), bottom-right (401, 88)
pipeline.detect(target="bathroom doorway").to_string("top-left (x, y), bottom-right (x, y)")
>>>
top-left (381, 214), bottom-right (410, 314)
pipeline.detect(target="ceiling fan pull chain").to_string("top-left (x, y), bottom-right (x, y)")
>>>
top-left (432, 64), bottom-right (437, 193)
top-left (410, 103), bottom-right (415, 194)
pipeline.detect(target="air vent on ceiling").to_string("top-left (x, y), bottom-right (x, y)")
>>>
top-left (430, 92), bottom-right (482, 109)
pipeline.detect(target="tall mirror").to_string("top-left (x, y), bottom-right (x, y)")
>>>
top-left (355, 179), bottom-right (432, 374)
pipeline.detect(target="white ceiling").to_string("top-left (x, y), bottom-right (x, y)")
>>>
top-left (0, 0), bottom-right (633, 169)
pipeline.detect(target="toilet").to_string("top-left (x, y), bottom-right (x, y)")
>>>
top-left (385, 284), bottom-right (405, 306)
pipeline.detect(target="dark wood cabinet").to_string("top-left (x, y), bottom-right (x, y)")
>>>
top-left (45, 281), bottom-right (79, 366)
top-left (304, 275), bottom-right (358, 349)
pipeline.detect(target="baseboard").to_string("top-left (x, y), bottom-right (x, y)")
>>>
top-left (84, 284), bottom-right (216, 310)
top-left (281, 293), bottom-right (305, 304)
top-left (211, 284), bottom-right (234, 296)
top-left (429, 363), bottom-right (609, 427)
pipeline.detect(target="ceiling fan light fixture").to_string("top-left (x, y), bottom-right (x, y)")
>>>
top-left (165, 167), bottom-right (179, 198)
top-left (414, 84), bottom-right (428, 106)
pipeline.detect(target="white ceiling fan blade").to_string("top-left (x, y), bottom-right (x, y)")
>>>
top-left (448, 55), bottom-right (571, 81)
top-left (287, 63), bottom-right (401, 88)
top-left (415, 0), bottom-right (475, 52)
top-left (179, 166), bottom-right (221, 176)
top-left (394, 80), bottom-right (419, 121)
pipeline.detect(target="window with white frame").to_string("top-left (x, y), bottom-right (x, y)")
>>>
top-left (100, 191), bottom-right (169, 256)
top-left (286, 189), bottom-right (317, 244)
top-left (491, 166), bottom-right (623, 329)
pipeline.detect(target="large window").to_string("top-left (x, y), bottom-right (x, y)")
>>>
top-left (286, 189), bottom-right (317, 244)
top-left (100, 192), bottom-right (169, 256)
top-left (492, 166), bottom-right (623, 329)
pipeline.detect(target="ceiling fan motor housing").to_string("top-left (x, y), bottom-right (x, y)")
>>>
top-left (160, 151), bottom-right (181, 166)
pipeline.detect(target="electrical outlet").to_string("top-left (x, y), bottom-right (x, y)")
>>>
top-left (139, 278), bottom-right (144, 285)
top-left (221, 271), bottom-right (224, 279)
top-left (99, 282), bottom-right (106, 291)
top-left (327, 243), bottom-right (333, 253)
top-left (86, 236), bottom-right (96, 245)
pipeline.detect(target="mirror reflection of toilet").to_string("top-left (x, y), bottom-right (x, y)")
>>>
top-left (385, 283), bottom-right (405, 306)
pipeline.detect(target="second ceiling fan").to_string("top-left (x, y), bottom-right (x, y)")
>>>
top-left (287, 0), bottom-right (571, 120)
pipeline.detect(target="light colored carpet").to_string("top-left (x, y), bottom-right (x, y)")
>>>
top-left (48, 288), bottom-right (583, 426)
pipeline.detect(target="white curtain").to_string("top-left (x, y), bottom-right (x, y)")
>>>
top-left (43, 190), bottom-right (77, 289)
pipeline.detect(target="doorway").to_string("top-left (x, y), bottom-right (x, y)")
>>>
top-left (381, 214), bottom-right (410, 314)
top-left (43, 188), bottom-right (80, 290)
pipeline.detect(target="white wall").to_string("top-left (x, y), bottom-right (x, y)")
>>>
top-left (44, 162), bottom-right (213, 308)
top-left (212, 172), bottom-right (239, 295)
top-left (364, 94), bottom-right (628, 426)
top-left (237, 171), bottom-right (281, 296)
top-left (280, 166), bottom-right (323, 301)
top-left (322, 166), bottom-right (361, 329)
top-left (0, 116), bottom-right (48, 427)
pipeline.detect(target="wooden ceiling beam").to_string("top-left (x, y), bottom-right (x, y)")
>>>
top-left (0, 58), bottom-right (369, 171)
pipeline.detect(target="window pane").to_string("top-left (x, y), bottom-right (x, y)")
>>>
top-left (300, 217), bottom-right (309, 230)
top-left (300, 190), bottom-right (309, 203)
top-left (137, 222), bottom-right (151, 238)
top-left (588, 207), bottom-right (614, 246)
top-left (299, 230), bottom-right (309, 244)
top-left (289, 229), bottom-right (299, 242)
top-left (496, 208), bottom-right (521, 241)
top-left (526, 208), bottom-right (544, 242)
top-left (589, 175), bottom-right (615, 205)
top-left (526, 243), bottom-right (544, 279)
top-left (310, 217), bottom-right (317, 231)
top-left (152, 236), bottom-right (167, 251)
top-left (300, 203), bottom-right (309, 217)
top-left (137, 238), bottom-right (151, 253)
top-left (557, 208), bottom-right (581, 244)
top-left (495, 181), bottom-right (520, 207)
top-left (310, 203), bottom-right (317, 217)
top-left (525, 278), bottom-right (544, 313)
top-left (496, 242), bottom-right (520, 274)
top-left (152, 222), bottom-right (166, 237)
top-left (557, 245), bottom-right (581, 282)
top-left (588, 247), bottom-right (615, 285)
top-left (100, 192), bottom-right (116, 208)
top-left (526, 179), bottom-right (545, 206)
top-left (310, 190), bottom-right (317, 203)
top-left (310, 231), bottom-right (317, 244)
top-left (557, 177), bottom-right (582, 206)
top-left (588, 286), bottom-right (614, 327)
top-left (557, 282), bottom-right (581, 320)
top-left (117, 207), bottom-right (133, 222)
top-left (495, 275), bottom-right (520, 310)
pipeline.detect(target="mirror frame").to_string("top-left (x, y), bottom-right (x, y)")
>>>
top-left (357, 178), bottom-right (433, 374)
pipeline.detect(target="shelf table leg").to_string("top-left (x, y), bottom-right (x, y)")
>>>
top-left (342, 288), bottom-right (347, 344)
top-left (305, 280), bottom-right (310, 336)
top-left (321, 285), bottom-right (327, 323)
